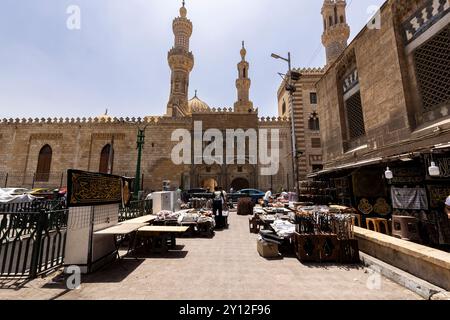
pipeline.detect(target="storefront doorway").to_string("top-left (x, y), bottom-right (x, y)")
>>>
top-left (231, 177), bottom-right (249, 191)
top-left (201, 178), bottom-right (218, 192)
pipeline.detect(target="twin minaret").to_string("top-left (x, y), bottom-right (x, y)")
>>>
top-left (321, 0), bottom-right (350, 66)
top-left (234, 41), bottom-right (254, 113)
top-left (166, 1), bottom-right (349, 116)
top-left (166, 2), bottom-right (253, 117)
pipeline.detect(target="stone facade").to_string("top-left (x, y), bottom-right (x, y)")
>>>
top-left (317, 0), bottom-right (450, 169)
top-left (277, 68), bottom-right (325, 178)
top-left (0, 3), bottom-right (293, 193)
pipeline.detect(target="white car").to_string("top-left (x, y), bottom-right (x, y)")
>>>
top-left (0, 188), bottom-right (31, 195)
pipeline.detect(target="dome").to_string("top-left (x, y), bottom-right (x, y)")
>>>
top-left (96, 109), bottom-right (112, 121)
top-left (188, 91), bottom-right (210, 112)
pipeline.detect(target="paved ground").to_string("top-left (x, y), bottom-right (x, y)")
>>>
top-left (0, 212), bottom-right (421, 300)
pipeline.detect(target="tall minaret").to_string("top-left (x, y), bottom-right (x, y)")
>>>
top-left (321, 0), bottom-right (350, 66)
top-left (234, 41), bottom-right (254, 113)
top-left (166, 1), bottom-right (194, 117)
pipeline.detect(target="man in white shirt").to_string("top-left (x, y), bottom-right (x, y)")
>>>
top-left (263, 188), bottom-right (272, 207)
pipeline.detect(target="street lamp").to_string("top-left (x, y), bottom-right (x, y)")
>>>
top-left (271, 51), bottom-right (301, 199)
top-left (124, 120), bottom-right (150, 200)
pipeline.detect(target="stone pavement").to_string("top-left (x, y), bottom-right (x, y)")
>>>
top-left (0, 212), bottom-right (421, 300)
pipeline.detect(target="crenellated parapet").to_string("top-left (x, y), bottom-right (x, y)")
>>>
top-left (258, 116), bottom-right (291, 127)
top-left (293, 67), bottom-right (325, 75)
top-left (192, 107), bottom-right (259, 114)
top-left (0, 116), bottom-right (191, 126)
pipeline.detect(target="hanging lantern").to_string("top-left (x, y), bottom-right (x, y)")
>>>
top-left (384, 167), bottom-right (393, 180)
top-left (428, 162), bottom-right (440, 177)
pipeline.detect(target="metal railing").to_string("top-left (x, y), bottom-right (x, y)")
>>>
top-left (0, 208), bottom-right (68, 279)
top-left (118, 200), bottom-right (152, 222)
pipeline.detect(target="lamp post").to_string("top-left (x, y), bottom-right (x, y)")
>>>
top-left (271, 52), bottom-right (301, 198)
top-left (125, 121), bottom-right (150, 200)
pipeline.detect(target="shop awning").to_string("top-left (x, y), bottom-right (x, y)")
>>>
top-left (307, 157), bottom-right (383, 178)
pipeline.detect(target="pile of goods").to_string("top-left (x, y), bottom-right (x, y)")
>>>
top-left (154, 210), bottom-right (180, 224)
top-left (298, 181), bottom-right (335, 205)
top-left (237, 198), bottom-right (254, 215)
top-left (293, 205), bottom-right (359, 263)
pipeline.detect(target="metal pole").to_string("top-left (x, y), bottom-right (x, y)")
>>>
top-left (4, 173), bottom-right (8, 188)
top-left (287, 52), bottom-right (300, 198)
top-left (133, 129), bottom-right (144, 200)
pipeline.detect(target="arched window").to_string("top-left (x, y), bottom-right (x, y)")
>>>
top-left (308, 113), bottom-right (320, 131)
top-left (334, 6), bottom-right (338, 24)
top-left (36, 145), bottom-right (52, 182)
top-left (99, 144), bottom-right (114, 174)
top-left (323, 19), bottom-right (327, 30)
top-left (282, 101), bottom-right (286, 115)
top-left (340, 15), bottom-right (344, 24)
top-left (329, 16), bottom-right (333, 27)
top-left (243, 67), bottom-right (247, 78)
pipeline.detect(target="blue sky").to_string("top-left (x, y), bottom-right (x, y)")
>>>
top-left (0, 0), bottom-right (385, 118)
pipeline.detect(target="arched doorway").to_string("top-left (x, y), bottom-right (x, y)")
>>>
top-left (201, 178), bottom-right (218, 192)
top-left (231, 177), bottom-right (249, 191)
top-left (36, 145), bottom-right (52, 182)
top-left (99, 144), bottom-right (114, 174)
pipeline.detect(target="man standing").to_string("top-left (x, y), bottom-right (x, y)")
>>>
top-left (263, 188), bottom-right (272, 207)
top-left (213, 187), bottom-right (225, 228)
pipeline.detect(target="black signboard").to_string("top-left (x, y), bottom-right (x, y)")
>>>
top-left (67, 170), bottom-right (133, 207)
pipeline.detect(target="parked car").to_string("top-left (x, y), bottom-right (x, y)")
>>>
top-left (234, 189), bottom-right (265, 204)
top-left (1, 188), bottom-right (31, 195)
top-left (29, 188), bottom-right (58, 200)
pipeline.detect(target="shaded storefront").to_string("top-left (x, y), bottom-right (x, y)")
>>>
top-left (310, 147), bottom-right (450, 250)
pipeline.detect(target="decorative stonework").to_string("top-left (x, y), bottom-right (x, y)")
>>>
top-left (92, 133), bottom-right (126, 140)
top-left (403, 0), bottom-right (450, 43)
top-left (343, 69), bottom-right (359, 94)
top-left (30, 133), bottom-right (63, 140)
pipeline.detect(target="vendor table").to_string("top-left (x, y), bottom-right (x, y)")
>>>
top-left (94, 223), bottom-right (147, 259)
top-left (137, 226), bottom-right (189, 253)
top-left (119, 215), bottom-right (157, 225)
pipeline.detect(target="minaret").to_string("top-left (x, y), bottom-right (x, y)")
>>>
top-left (321, 0), bottom-right (350, 66)
top-left (234, 41), bottom-right (254, 113)
top-left (166, 1), bottom-right (194, 117)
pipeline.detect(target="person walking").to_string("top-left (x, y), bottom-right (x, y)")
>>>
top-left (213, 187), bottom-right (226, 228)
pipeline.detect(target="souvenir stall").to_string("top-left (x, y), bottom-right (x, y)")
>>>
top-left (252, 203), bottom-right (359, 263)
top-left (293, 205), bottom-right (358, 263)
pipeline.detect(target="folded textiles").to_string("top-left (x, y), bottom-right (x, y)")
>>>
top-left (271, 219), bottom-right (296, 238)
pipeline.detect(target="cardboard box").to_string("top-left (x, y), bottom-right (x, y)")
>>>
top-left (257, 239), bottom-right (279, 258)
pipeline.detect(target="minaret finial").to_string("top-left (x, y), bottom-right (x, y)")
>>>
top-left (240, 41), bottom-right (247, 60)
top-left (180, 0), bottom-right (187, 17)
top-left (194, 89), bottom-right (197, 97)
top-left (105, 108), bottom-right (108, 115)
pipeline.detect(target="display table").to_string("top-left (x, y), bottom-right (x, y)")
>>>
top-left (137, 226), bottom-right (189, 253)
top-left (94, 223), bottom-right (147, 259)
top-left (119, 215), bottom-right (157, 225)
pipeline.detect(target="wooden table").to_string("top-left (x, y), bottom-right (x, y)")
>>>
top-left (119, 215), bottom-right (157, 225)
top-left (94, 223), bottom-right (147, 259)
top-left (137, 226), bottom-right (189, 253)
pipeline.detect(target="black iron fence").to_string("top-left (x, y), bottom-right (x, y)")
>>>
top-left (0, 199), bottom-right (66, 214)
top-left (119, 200), bottom-right (152, 222)
top-left (0, 208), bottom-right (68, 279)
